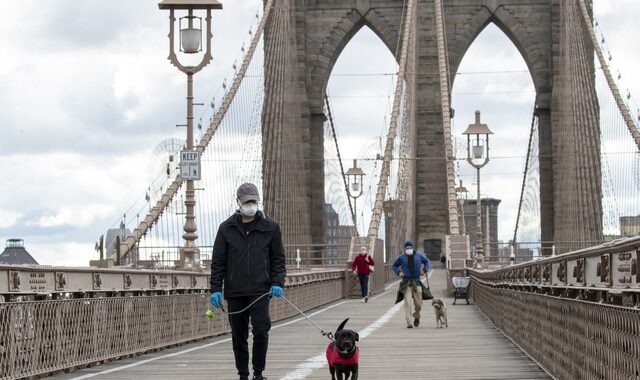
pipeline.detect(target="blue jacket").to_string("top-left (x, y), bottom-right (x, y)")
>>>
top-left (392, 252), bottom-right (430, 280)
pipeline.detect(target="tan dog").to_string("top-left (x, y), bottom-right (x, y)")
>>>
top-left (432, 298), bottom-right (448, 328)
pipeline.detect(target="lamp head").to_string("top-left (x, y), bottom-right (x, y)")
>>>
top-left (462, 111), bottom-right (493, 138)
top-left (462, 111), bottom-right (494, 162)
top-left (345, 159), bottom-right (365, 198)
top-left (180, 16), bottom-right (202, 54)
top-left (159, 0), bottom-right (222, 72)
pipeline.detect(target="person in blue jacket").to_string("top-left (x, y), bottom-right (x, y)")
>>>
top-left (392, 240), bottom-right (430, 328)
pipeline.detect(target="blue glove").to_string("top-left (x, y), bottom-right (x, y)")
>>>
top-left (270, 285), bottom-right (283, 298)
top-left (210, 291), bottom-right (223, 309)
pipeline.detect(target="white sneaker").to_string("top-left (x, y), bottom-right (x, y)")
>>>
top-left (361, 298), bottom-right (366, 303)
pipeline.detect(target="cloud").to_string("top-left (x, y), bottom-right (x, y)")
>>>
top-left (0, 210), bottom-right (22, 229)
top-left (0, 1), bottom-right (637, 266)
top-left (30, 204), bottom-right (113, 228)
top-left (26, 241), bottom-right (96, 267)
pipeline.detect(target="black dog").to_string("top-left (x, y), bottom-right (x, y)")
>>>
top-left (325, 318), bottom-right (359, 380)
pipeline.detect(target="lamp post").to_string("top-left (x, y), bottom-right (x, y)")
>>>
top-left (462, 111), bottom-right (493, 262)
top-left (345, 159), bottom-right (365, 236)
top-left (159, 0), bottom-right (222, 269)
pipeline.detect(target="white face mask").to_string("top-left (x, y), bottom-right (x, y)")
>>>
top-left (405, 249), bottom-right (414, 255)
top-left (238, 202), bottom-right (258, 217)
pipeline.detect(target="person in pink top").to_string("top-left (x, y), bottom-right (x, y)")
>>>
top-left (351, 245), bottom-right (375, 302)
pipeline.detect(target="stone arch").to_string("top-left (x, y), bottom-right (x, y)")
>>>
top-left (445, 5), bottom-right (552, 96)
top-left (305, 8), bottom-right (401, 113)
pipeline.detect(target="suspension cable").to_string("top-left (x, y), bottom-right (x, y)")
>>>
top-left (119, 0), bottom-right (275, 260)
top-left (577, 0), bottom-right (640, 150)
top-left (324, 94), bottom-right (357, 230)
top-left (434, 0), bottom-right (460, 235)
top-left (513, 112), bottom-right (538, 243)
top-left (366, 0), bottom-right (415, 242)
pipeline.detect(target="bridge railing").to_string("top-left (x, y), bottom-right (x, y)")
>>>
top-left (469, 236), bottom-right (640, 379)
top-left (283, 244), bottom-right (351, 268)
top-left (0, 269), bottom-right (345, 379)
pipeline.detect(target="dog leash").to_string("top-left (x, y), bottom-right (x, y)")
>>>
top-left (218, 292), bottom-right (334, 340)
top-left (218, 292), bottom-right (271, 315)
top-left (281, 295), bottom-right (334, 340)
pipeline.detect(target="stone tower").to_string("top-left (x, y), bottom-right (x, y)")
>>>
top-left (263, 0), bottom-right (602, 254)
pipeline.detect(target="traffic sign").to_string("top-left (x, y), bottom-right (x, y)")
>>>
top-left (180, 150), bottom-right (201, 180)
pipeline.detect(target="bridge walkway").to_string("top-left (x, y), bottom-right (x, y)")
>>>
top-left (55, 269), bottom-right (549, 380)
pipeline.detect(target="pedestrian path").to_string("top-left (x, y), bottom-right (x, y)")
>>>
top-left (56, 269), bottom-right (549, 380)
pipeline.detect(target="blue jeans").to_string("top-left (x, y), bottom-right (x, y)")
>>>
top-left (358, 274), bottom-right (370, 297)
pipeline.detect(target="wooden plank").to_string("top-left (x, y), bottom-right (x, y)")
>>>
top-left (54, 269), bottom-right (550, 380)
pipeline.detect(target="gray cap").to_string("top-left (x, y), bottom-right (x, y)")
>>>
top-left (236, 182), bottom-right (260, 203)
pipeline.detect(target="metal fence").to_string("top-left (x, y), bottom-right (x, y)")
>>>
top-left (283, 244), bottom-right (351, 268)
top-left (470, 236), bottom-right (640, 379)
top-left (0, 270), bottom-right (345, 379)
top-left (473, 283), bottom-right (640, 379)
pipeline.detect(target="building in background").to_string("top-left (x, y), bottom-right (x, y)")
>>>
top-left (324, 203), bottom-right (355, 265)
top-left (0, 239), bottom-right (39, 265)
top-left (620, 216), bottom-right (640, 237)
top-left (462, 198), bottom-right (501, 257)
top-left (94, 227), bottom-right (139, 267)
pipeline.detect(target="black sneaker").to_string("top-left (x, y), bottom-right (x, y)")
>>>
top-left (364, 296), bottom-right (369, 303)
top-left (240, 376), bottom-right (249, 380)
top-left (406, 324), bottom-right (413, 328)
top-left (414, 318), bottom-right (420, 327)
top-left (252, 376), bottom-right (267, 380)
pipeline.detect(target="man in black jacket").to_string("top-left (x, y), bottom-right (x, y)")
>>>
top-left (210, 183), bottom-right (286, 380)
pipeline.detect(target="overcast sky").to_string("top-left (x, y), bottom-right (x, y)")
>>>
top-left (0, 1), bottom-right (638, 266)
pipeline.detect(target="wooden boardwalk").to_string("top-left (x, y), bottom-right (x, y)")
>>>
top-left (57, 269), bottom-right (549, 380)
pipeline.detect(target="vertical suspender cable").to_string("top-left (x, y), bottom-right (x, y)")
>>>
top-left (367, 0), bottom-right (415, 241)
top-left (578, 0), bottom-right (640, 151)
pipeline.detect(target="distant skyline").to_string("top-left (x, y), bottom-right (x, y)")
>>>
top-left (0, 1), bottom-right (638, 266)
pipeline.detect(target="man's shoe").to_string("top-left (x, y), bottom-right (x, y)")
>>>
top-left (252, 376), bottom-right (267, 380)
top-left (414, 318), bottom-right (420, 327)
top-left (406, 324), bottom-right (413, 328)
top-left (240, 376), bottom-right (249, 380)
top-left (361, 297), bottom-right (365, 303)
top-left (365, 296), bottom-right (369, 303)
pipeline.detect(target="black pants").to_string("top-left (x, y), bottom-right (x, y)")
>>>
top-left (358, 274), bottom-right (369, 297)
top-left (227, 296), bottom-right (271, 377)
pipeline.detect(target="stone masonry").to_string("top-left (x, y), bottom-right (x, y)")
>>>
top-left (263, 0), bottom-right (602, 253)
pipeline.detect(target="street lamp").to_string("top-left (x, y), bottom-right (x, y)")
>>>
top-left (462, 111), bottom-right (493, 262)
top-left (345, 159), bottom-right (365, 236)
top-left (159, 0), bottom-right (222, 269)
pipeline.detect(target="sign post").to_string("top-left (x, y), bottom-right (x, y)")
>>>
top-left (180, 150), bottom-right (201, 181)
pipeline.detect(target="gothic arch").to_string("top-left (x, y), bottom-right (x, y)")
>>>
top-left (446, 5), bottom-right (552, 95)
top-left (305, 8), bottom-right (401, 113)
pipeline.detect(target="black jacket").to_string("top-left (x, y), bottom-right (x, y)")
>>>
top-left (210, 211), bottom-right (286, 298)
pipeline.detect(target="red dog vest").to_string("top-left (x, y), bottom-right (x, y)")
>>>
top-left (326, 341), bottom-right (360, 365)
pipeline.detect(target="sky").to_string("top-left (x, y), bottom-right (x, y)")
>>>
top-left (0, 1), bottom-right (638, 266)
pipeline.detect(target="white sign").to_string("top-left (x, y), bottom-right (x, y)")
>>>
top-left (180, 150), bottom-right (201, 180)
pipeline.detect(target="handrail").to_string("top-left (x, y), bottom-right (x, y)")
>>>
top-left (480, 235), bottom-right (640, 270)
top-left (469, 236), bottom-right (640, 300)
